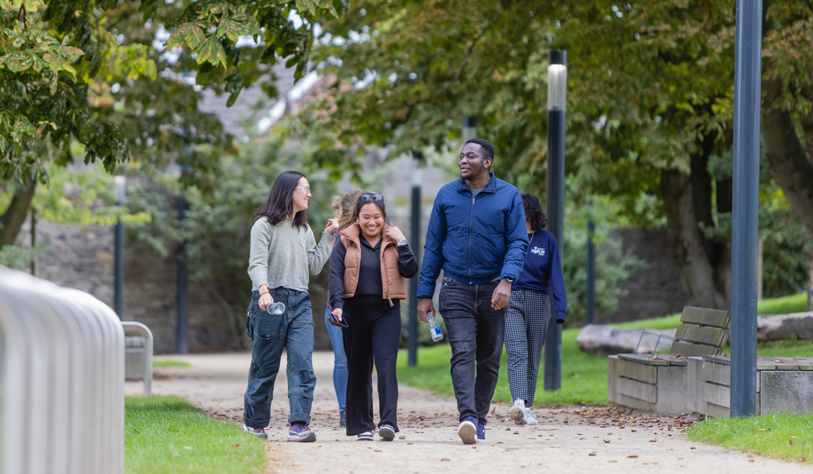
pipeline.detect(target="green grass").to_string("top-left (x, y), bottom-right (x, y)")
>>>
top-left (397, 291), bottom-right (813, 407)
top-left (398, 325), bottom-right (609, 406)
top-left (125, 396), bottom-right (265, 474)
top-left (686, 412), bottom-right (813, 463)
top-left (757, 292), bottom-right (809, 315)
top-left (152, 360), bottom-right (192, 368)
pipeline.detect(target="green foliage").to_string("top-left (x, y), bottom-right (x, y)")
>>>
top-left (0, 0), bottom-right (341, 186)
top-left (0, 234), bottom-right (48, 269)
top-left (687, 412), bottom-right (813, 464)
top-left (125, 396), bottom-right (266, 474)
top-left (124, 135), bottom-right (339, 348)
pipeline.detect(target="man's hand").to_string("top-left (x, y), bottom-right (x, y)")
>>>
top-left (417, 298), bottom-right (435, 323)
top-left (330, 308), bottom-right (344, 327)
top-left (385, 226), bottom-right (406, 243)
top-left (491, 279), bottom-right (512, 310)
top-left (325, 218), bottom-right (339, 235)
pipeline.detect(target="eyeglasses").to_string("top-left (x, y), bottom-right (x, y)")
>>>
top-left (294, 187), bottom-right (311, 194)
top-left (359, 193), bottom-right (383, 203)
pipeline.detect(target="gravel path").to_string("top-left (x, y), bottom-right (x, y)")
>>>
top-left (126, 352), bottom-right (810, 473)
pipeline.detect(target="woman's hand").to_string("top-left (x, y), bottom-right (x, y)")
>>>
top-left (385, 226), bottom-right (406, 243)
top-left (259, 291), bottom-right (274, 311)
top-left (330, 308), bottom-right (344, 327)
top-left (325, 218), bottom-right (339, 235)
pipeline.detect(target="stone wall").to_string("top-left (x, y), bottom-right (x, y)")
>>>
top-left (31, 219), bottom-right (337, 353)
top-left (598, 227), bottom-right (690, 323)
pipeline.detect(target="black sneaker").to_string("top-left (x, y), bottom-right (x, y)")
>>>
top-left (288, 423), bottom-right (317, 442)
top-left (340, 410), bottom-right (347, 428)
top-left (379, 424), bottom-right (395, 441)
top-left (357, 430), bottom-right (374, 441)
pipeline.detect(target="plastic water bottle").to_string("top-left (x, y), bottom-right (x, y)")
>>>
top-left (266, 302), bottom-right (285, 315)
top-left (427, 314), bottom-right (444, 342)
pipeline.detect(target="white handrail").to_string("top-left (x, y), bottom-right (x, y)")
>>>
top-left (122, 321), bottom-right (154, 396)
top-left (0, 265), bottom-right (124, 474)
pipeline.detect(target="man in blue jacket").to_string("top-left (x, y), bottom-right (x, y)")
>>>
top-left (417, 138), bottom-right (528, 445)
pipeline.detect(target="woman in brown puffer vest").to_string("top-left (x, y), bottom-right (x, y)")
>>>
top-left (328, 193), bottom-right (418, 441)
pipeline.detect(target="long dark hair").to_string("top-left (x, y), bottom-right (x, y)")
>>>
top-left (254, 171), bottom-right (308, 230)
top-left (348, 194), bottom-right (388, 231)
top-left (522, 193), bottom-right (548, 231)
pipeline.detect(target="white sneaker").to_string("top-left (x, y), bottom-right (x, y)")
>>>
top-left (458, 417), bottom-right (477, 445)
top-left (509, 399), bottom-right (526, 425)
top-left (523, 408), bottom-right (539, 425)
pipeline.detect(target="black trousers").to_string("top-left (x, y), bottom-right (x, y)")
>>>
top-left (438, 279), bottom-right (506, 425)
top-left (342, 296), bottom-right (401, 436)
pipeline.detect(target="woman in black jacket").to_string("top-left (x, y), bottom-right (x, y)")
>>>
top-left (328, 194), bottom-right (418, 441)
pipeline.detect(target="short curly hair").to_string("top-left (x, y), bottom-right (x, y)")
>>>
top-left (522, 193), bottom-right (548, 231)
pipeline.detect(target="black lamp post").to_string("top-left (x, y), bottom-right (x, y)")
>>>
top-left (407, 151), bottom-right (424, 367)
top-left (730, 0), bottom-right (762, 417)
top-left (113, 176), bottom-right (126, 319)
top-left (586, 219), bottom-right (595, 325)
top-left (176, 165), bottom-right (190, 354)
top-left (544, 50), bottom-right (566, 392)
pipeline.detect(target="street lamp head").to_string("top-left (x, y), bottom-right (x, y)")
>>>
top-left (114, 176), bottom-right (127, 204)
top-left (463, 116), bottom-right (478, 141)
top-left (547, 50), bottom-right (567, 111)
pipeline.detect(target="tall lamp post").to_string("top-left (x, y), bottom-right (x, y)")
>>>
top-left (730, 0), bottom-right (762, 417)
top-left (544, 50), bottom-right (567, 392)
top-left (407, 151), bottom-right (424, 367)
top-left (586, 219), bottom-right (595, 325)
top-left (113, 176), bottom-right (126, 319)
top-left (176, 166), bottom-right (190, 354)
top-left (463, 116), bottom-right (477, 141)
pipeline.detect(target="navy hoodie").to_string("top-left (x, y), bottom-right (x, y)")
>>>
top-left (514, 229), bottom-right (567, 323)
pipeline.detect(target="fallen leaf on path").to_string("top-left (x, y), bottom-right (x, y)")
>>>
top-left (649, 440), bottom-right (656, 442)
top-left (589, 453), bottom-right (597, 456)
top-left (627, 455), bottom-right (638, 459)
top-left (631, 430), bottom-right (637, 432)
top-left (604, 440), bottom-right (611, 444)
top-left (374, 450), bottom-right (382, 452)
top-left (749, 459), bottom-right (755, 463)
top-left (441, 458), bottom-right (450, 462)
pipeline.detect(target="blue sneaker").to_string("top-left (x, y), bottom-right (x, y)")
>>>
top-left (288, 423), bottom-right (317, 442)
top-left (458, 416), bottom-right (477, 445)
top-left (476, 422), bottom-right (486, 442)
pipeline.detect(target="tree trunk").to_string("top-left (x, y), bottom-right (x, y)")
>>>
top-left (762, 77), bottom-right (813, 239)
top-left (0, 182), bottom-right (36, 247)
top-left (661, 167), bottom-right (730, 310)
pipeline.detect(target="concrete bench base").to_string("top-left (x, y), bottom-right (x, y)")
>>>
top-left (610, 354), bottom-right (813, 416)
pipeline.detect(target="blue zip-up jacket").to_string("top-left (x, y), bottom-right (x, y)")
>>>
top-left (514, 230), bottom-right (567, 323)
top-left (417, 173), bottom-right (529, 298)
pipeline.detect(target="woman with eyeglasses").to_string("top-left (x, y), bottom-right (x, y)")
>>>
top-left (328, 193), bottom-right (418, 441)
top-left (243, 170), bottom-right (339, 443)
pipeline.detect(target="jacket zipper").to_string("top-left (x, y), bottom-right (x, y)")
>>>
top-left (468, 194), bottom-right (475, 284)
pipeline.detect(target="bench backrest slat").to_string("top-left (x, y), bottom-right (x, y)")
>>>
top-left (671, 340), bottom-right (721, 357)
top-left (674, 324), bottom-right (727, 347)
top-left (680, 306), bottom-right (730, 328)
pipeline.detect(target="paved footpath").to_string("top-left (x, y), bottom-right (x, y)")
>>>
top-left (126, 352), bottom-right (811, 474)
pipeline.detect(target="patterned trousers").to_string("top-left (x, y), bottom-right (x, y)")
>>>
top-left (504, 289), bottom-right (551, 407)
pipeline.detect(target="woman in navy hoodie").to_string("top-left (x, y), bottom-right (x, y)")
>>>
top-left (505, 193), bottom-right (567, 425)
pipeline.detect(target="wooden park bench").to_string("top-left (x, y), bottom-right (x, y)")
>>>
top-left (608, 306), bottom-right (731, 414)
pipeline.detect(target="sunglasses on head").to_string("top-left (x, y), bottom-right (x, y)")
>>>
top-left (359, 193), bottom-right (384, 203)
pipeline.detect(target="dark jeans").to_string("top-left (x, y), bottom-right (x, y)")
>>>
top-left (342, 296), bottom-right (401, 436)
top-left (439, 278), bottom-right (506, 425)
top-left (243, 288), bottom-right (316, 428)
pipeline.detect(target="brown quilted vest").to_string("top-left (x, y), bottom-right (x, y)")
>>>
top-left (339, 224), bottom-right (407, 305)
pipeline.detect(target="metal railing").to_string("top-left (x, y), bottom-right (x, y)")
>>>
top-left (123, 321), bottom-right (153, 396)
top-left (0, 265), bottom-right (124, 474)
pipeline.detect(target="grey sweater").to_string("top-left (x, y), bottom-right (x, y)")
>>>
top-left (247, 218), bottom-right (333, 292)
